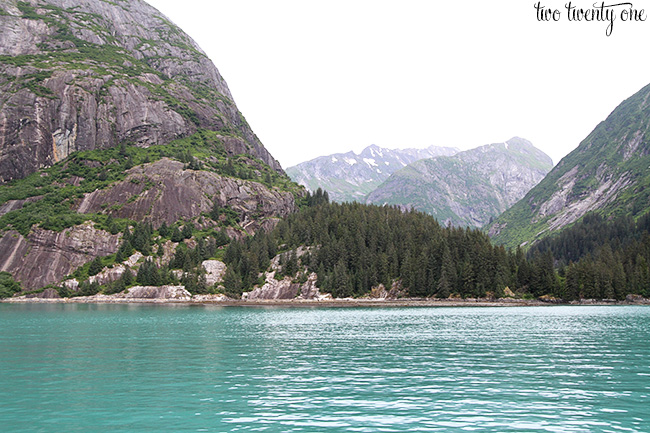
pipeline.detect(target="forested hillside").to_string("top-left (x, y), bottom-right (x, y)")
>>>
top-left (487, 82), bottom-right (650, 248)
top-left (4, 188), bottom-right (648, 301)
top-left (528, 213), bottom-right (650, 299)
top-left (222, 191), bottom-right (622, 300)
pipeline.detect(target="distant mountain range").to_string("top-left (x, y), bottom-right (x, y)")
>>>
top-left (487, 83), bottom-right (650, 248)
top-left (286, 144), bottom-right (458, 203)
top-left (287, 138), bottom-right (553, 228)
top-left (366, 138), bottom-right (553, 227)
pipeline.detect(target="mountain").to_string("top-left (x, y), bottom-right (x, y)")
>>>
top-left (487, 83), bottom-right (650, 248)
top-left (0, 0), bottom-right (282, 183)
top-left (0, 0), bottom-right (301, 291)
top-left (286, 144), bottom-right (458, 202)
top-left (366, 138), bottom-right (553, 228)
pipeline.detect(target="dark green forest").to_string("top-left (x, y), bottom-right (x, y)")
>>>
top-left (4, 187), bottom-right (649, 301)
top-left (219, 190), bottom-right (545, 299)
top-left (528, 213), bottom-right (650, 300)
top-left (222, 190), bottom-right (650, 300)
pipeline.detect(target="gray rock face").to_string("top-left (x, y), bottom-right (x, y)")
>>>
top-left (201, 260), bottom-right (226, 287)
top-left (0, 0), bottom-right (283, 183)
top-left (286, 144), bottom-right (458, 202)
top-left (242, 272), bottom-right (321, 301)
top-left (366, 138), bottom-right (553, 228)
top-left (0, 221), bottom-right (120, 289)
top-left (241, 247), bottom-right (324, 300)
top-left (75, 158), bottom-right (296, 229)
top-left (124, 285), bottom-right (191, 300)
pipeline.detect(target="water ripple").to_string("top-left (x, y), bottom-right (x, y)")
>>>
top-left (0, 304), bottom-right (649, 432)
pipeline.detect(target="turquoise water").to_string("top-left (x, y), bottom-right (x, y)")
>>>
top-left (0, 305), bottom-right (649, 432)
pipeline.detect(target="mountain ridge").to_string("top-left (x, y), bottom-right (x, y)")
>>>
top-left (0, 0), bottom-right (282, 183)
top-left (366, 137), bottom-right (553, 227)
top-left (286, 143), bottom-right (458, 202)
top-left (487, 83), bottom-right (650, 248)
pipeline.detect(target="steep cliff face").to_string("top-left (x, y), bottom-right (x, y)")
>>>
top-left (0, 0), bottom-right (282, 183)
top-left (0, 0), bottom-right (304, 293)
top-left (366, 138), bottom-right (553, 228)
top-left (0, 222), bottom-right (120, 289)
top-left (76, 158), bottom-right (296, 230)
top-left (487, 83), bottom-right (650, 248)
top-left (286, 144), bottom-right (458, 203)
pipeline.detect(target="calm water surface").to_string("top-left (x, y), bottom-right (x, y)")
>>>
top-left (0, 304), bottom-right (649, 432)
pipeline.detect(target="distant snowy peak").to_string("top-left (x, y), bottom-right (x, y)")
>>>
top-left (286, 144), bottom-right (459, 203)
top-left (365, 137), bottom-right (554, 228)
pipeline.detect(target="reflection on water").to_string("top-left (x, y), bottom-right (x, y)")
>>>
top-left (0, 304), bottom-right (648, 432)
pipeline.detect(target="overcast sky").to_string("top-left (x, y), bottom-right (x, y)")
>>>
top-left (146, 0), bottom-right (650, 168)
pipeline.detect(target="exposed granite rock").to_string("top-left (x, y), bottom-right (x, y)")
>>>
top-left (625, 294), bottom-right (650, 304)
top-left (0, 0), bottom-right (282, 183)
top-left (191, 293), bottom-right (231, 302)
top-left (86, 252), bottom-right (142, 286)
top-left (243, 275), bottom-right (300, 300)
top-left (154, 241), bottom-right (175, 268)
top-left (241, 247), bottom-right (325, 300)
top-left (366, 281), bottom-right (407, 300)
top-left (124, 285), bottom-right (191, 300)
top-left (0, 221), bottom-right (120, 289)
top-left (202, 260), bottom-right (226, 287)
top-left (0, 196), bottom-right (43, 217)
top-left (75, 158), bottom-right (296, 229)
top-left (242, 272), bottom-right (323, 301)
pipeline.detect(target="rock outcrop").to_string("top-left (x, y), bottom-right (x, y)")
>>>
top-left (0, 0), bottom-right (282, 183)
top-left (201, 260), bottom-right (226, 287)
top-left (75, 158), bottom-right (296, 228)
top-left (241, 247), bottom-right (326, 300)
top-left (124, 285), bottom-right (191, 300)
top-left (366, 138), bottom-right (553, 228)
top-left (243, 272), bottom-right (322, 301)
top-left (0, 221), bottom-right (120, 289)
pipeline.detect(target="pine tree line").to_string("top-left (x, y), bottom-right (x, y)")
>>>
top-left (529, 213), bottom-right (650, 299)
top-left (223, 190), bottom-right (557, 299)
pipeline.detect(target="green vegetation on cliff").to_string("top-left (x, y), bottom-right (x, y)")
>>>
top-left (487, 83), bottom-right (650, 248)
top-left (13, 187), bottom-right (648, 302)
top-left (0, 272), bottom-right (21, 298)
top-left (0, 131), bottom-right (301, 237)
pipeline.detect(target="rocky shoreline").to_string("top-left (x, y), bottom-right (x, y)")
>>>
top-left (3, 292), bottom-right (649, 308)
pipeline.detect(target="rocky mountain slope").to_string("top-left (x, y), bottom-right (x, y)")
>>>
top-left (487, 83), bottom-right (650, 248)
top-left (0, 0), bottom-right (282, 183)
top-left (366, 138), bottom-right (553, 228)
top-left (0, 0), bottom-right (302, 291)
top-left (286, 144), bottom-right (458, 202)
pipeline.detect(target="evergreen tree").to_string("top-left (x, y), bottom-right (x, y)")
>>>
top-left (170, 226), bottom-right (183, 242)
top-left (122, 267), bottom-right (134, 287)
top-left (222, 267), bottom-right (242, 297)
top-left (181, 223), bottom-right (194, 240)
top-left (158, 222), bottom-right (170, 238)
top-left (88, 256), bottom-right (103, 277)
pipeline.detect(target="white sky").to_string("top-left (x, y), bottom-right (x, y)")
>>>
top-left (146, 0), bottom-right (650, 168)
